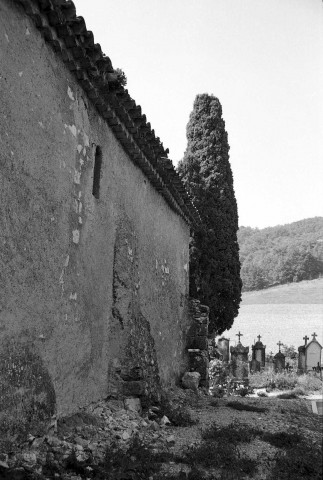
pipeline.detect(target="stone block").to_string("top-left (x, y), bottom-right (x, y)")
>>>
top-left (182, 371), bottom-right (201, 391)
top-left (188, 354), bottom-right (209, 380)
top-left (187, 323), bottom-right (208, 337)
top-left (124, 397), bottom-right (142, 414)
top-left (120, 366), bottom-right (143, 381)
top-left (187, 336), bottom-right (208, 351)
top-left (122, 380), bottom-right (147, 396)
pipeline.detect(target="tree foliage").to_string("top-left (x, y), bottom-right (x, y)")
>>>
top-left (238, 217), bottom-right (323, 291)
top-left (178, 94), bottom-right (241, 335)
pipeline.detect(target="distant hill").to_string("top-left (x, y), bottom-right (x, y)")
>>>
top-left (242, 278), bottom-right (323, 304)
top-left (238, 217), bottom-right (323, 292)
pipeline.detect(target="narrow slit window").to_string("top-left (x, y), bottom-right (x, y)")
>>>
top-left (92, 146), bottom-right (102, 199)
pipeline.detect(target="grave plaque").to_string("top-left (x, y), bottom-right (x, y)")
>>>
top-left (274, 341), bottom-right (285, 372)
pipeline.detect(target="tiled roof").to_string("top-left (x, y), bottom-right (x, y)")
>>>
top-left (14, 0), bottom-right (200, 226)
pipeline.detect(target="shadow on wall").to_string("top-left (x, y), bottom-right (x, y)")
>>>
top-left (0, 339), bottom-right (56, 448)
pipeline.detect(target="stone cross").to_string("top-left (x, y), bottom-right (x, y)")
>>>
top-left (236, 331), bottom-right (243, 343)
top-left (277, 341), bottom-right (283, 352)
top-left (312, 332), bottom-right (317, 341)
top-left (303, 335), bottom-right (309, 346)
top-left (257, 335), bottom-right (262, 342)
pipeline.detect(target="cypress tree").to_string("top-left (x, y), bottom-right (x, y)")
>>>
top-left (178, 94), bottom-right (241, 335)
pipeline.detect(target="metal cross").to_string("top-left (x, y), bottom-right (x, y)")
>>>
top-left (236, 331), bottom-right (243, 343)
top-left (257, 335), bottom-right (262, 342)
top-left (277, 341), bottom-right (283, 352)
top-left (312, 332), bottom-right (317, 341)
top-left (303, 335), bottom-right (309, 346)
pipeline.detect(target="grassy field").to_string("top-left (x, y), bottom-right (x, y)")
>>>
top-left (242, 278), bottom-right (323, 305)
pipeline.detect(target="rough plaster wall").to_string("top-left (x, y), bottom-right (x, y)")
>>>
top-left (0, 0), bottom-right (190, 431)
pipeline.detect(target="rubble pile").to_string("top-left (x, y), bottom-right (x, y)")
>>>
top-left (0, 395), bottom-right (178, 479)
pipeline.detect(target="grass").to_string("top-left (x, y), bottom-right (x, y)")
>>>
top-left (249, 371), bottom-right (323, 394)
top-left (180, 419), bottom-right (322, 480)
top-left (226, 400), bottom-right (268, 413)
top-left (242, 277), bottom-right (323, 305)
top-left (202, 420), bottom-right (258, 444)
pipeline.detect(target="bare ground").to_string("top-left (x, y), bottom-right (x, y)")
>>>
top-left (0, 388), bottom-right (322, 479)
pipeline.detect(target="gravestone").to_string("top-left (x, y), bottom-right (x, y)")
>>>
top-left (252, 335), bottom-right (266, 368)
top-left (298, 335), bottom-right (308, 372)
top-left (305, 333), bottom-right (322, 372)
top-left (274, 341), bottom-right (285, 372)
top-left (217, 337), bottom-right (230, 363)
top-left (230, 332), bottom-right (249, 380)
top-left (267, 353), bottom-right (274, 371)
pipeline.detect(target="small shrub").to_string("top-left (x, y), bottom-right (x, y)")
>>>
top-left (99, 435), bottom-right (164, 479)
top-left (261, 430), bottom-right (302, 449)
top-left (269, 442), bottom-right (322, 479)
top-left (257, 391), bottom-right (268, 397)
top-left (159, 397), bottom-right (198, 427)
top-left (184, 439), bottom-right (257, 478)
top-left (297, 374), bottom-right (323, 393)
top-left (209, 398), bottom-right (219, 407)
top-left (226, 400), bottom-right (268, 413)
top-left (185, 440), bottom-right (237, 468)
top-left (275, 372), bottom-right (298, 390)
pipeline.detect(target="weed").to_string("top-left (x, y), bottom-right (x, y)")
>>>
top-left (226, 400), bottom-right (268, 413)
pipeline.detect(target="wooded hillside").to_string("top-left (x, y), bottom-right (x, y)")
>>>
top-left (238, 217), bottom-right (323, 291)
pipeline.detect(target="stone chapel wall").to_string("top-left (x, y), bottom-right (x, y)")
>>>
top-left (0, 0), bottom-right (190, 432)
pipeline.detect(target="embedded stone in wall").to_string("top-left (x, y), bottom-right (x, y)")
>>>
top-left (110, 217), bottom-right (161, 404)
top-left (0, 340), bottom-right (56, 440)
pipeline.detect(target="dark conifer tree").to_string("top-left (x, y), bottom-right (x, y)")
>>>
top-left (178, 94), bottom-right (241, 335)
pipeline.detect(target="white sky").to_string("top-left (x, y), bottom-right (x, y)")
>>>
top-left (74, 0), bottom-right (323, 228)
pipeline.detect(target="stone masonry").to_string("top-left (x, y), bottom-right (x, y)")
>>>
top-left (186, 300), bottom-right (210, 388)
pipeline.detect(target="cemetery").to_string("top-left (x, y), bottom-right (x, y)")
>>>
top-left (208, 331), bottom-right (323, 400)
